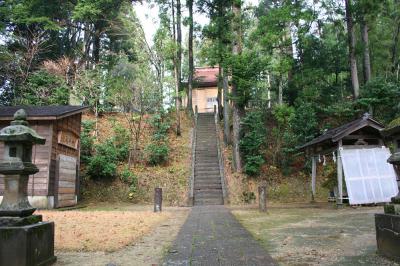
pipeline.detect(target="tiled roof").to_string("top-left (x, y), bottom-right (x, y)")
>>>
top-left (299, 113), bottom-right (385, 150)
top-left (0, 105), bottom-right (88, 120)
top-left (194, 67), bottom-right (219, 87)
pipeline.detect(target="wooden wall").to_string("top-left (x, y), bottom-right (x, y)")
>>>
top-left (51, 113), bottom-right (81, 207)
top-left (0, 121), bottom-right (52, 196)
top-left (0, 113), bottom-right (82, 207)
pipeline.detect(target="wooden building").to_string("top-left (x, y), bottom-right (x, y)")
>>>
top-left (299, 113), bottom-right (385, 205)
top-left (183, 67), bottom-right (225, 113)
top-left (0, 106), bottom-right (88, 208)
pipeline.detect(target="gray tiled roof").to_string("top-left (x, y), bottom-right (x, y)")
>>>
top-left (0, 105), bottom-right (88, 119)
top-left (299, 113), bottom-right (385, 150)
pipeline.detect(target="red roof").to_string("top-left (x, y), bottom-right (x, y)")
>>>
top-left (194, 67), bottom-right (219, 87)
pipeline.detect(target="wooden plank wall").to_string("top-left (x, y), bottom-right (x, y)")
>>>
top-left (0, 121), bottom-right (52, 196)
top-left (55, 155), bottom-right (77, 207)
top-left (51, 114), bottom-right (81, 202)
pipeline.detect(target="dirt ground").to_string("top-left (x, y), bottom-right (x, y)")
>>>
top-left (232, 202), bottom-right (399, 266)
top-left (38, 210), bottom-right (170, 251)
top-left (48, 205), bottom-right (189, 266)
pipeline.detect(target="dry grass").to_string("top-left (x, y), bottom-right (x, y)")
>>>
top-left (217, 123), bottom-right (329, 205)
top-left (81, 111), bottom-right (192, 206)
top-left (38, 210), bottom-right (171, 252)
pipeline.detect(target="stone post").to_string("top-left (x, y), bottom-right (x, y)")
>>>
top-left (258, 186), bottom-right (267, 212)
top-left (154, 187), bottom-right (162, 212)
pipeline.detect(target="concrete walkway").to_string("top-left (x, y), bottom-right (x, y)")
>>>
top-left (163, 206), bottom-right (276, 266)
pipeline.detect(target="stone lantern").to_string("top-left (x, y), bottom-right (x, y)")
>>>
top-left (375, 123), bottom-right (400, 261)
top-left (0, 109), bottom-right (56, 266)
top-left (0, 109), bottom-right (45, 217)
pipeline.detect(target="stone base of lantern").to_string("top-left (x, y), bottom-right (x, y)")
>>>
top-left (0, 221), bottom-right (56, 266)
top-left (375, 213), bottom-right (400, 262)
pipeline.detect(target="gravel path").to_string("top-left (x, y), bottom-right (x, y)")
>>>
top-left (163, 205), bottom-right (276, 266)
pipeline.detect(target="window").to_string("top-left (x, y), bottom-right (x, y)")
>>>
top-left (206, 97), bottom-right (217, 108)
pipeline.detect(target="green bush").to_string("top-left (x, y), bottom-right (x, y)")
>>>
top-left (80, 120), bottom-right (95, 164)
top-left (18, 70), bottom-right (69, 105)
top-left (145, 143), bottom-right (169, 165)
top-left (86, 155), bottom-right (117, 180)
top-left (112, 122), bottom-right (130, 161)
top-left (243, 155), bottom-right (265, 176)
top-left (145, 111), bottom-right (170, 165)
top-left (240, 110), bottom-right (266, 176)
top-left (119, 167), bottom-right (137, 185)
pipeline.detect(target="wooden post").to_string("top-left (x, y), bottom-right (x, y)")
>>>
top-left (154, 188), bottom-right (162, 212)
top-left (337, 142), bottom-right (343, 206)
top-left (311, 156), bottom-right (316, 202)
top-left (258, 186), bottom-right (267, 212)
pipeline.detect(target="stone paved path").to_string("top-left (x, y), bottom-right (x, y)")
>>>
top-left (163, 206), bottom-right (276, 266)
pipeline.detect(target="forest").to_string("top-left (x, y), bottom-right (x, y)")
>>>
top-left (1, 0), bottom-right (400, 185)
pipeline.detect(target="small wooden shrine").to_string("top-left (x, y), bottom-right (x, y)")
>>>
top-left (299, 113), bottom-right (385, 205)
top-left (0, 106), bottom-right (88, 208)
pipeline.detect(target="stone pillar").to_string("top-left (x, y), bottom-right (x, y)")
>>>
top-left (154, 188), bottom-right (162, 212)
top-left (258, 186), bottom-right (267, 212)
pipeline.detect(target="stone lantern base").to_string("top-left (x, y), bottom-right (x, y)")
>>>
top-left (0, 216), bottom-right (57, 266)
top-left (375, 213), bottom-right (400, 262)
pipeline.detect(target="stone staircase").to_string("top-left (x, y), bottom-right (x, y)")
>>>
top-left (193, 113), bottom-right (224, 205)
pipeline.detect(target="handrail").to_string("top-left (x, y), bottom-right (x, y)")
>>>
top-left (214, 106), bottom-right (228, 204)
top-left (189, 106), bottom-right (198, 206)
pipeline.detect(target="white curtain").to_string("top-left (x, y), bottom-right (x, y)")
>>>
top-left (340, 147), bottom-right (398, 205)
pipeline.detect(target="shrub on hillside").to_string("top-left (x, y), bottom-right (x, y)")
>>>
top-left (87, 154), bottom-right (117, 180)
top-left (145, 111), bottom-right (170, 165)
top-left (240, 110), bottom-right (266, 176)
top-left (80, 120), bottom-right (95, 164)
top-left (87, 140), bottom-right (119, 180)
top-left (145, 143), bottom-right (169, 165)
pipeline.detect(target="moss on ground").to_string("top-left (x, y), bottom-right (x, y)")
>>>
top-left (232, 204), bottom-right (398, 266)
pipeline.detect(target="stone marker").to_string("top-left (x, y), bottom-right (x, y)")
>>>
top-left (258, 186), bottom-right (267, 212)
top-left (0, 109), bottom-right (56, 266)
top-left (154, 187), bottom-right (162, 212)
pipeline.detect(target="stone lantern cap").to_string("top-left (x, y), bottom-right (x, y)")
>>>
top-left (0, 109), bottom-right (45, 144)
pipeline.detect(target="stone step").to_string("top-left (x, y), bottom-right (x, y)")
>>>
top-left (194, 198), bottom-right (224, 206)
top-left (195, 162), bottom-right (220, 167)
top-left (194, 192), bottom-right (223, 199)
top-left (195, 188), bottom-right (223, 193)
top-left (195, 166), bottom-right (220, 171)
top-left (195, 158), bottom-right (219, 162)
top-left (194, 178), bottom-right (221, 183)
top-left (194, 184), bottom-right (222, 190)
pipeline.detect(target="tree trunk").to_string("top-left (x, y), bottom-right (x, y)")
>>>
top-left (392, 22), bottom-right (400, 74)
top-left (93, 24), bottom-right (101, 65)
top-left (231, 0), bottom-right (244, 172)
top-left (345, 0), bottom-right (360, 99)
top-left (172, 0), bottom-right (181, 136)
top-left (222, 67), bottom-right (231, 145)
top-left (176, 0), bottom-right (183, 110)
top-left (278, 77), bottom-right (283, 106)
top-left (187, 0), bottom-right (193, 114)
top-left (217, 65), bottom-right (223, 120)
top-left (360, 17), bottom-right (371, 83)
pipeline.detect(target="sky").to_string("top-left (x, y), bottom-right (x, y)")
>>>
top-left (134, 0), bottom-right (259, 46)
